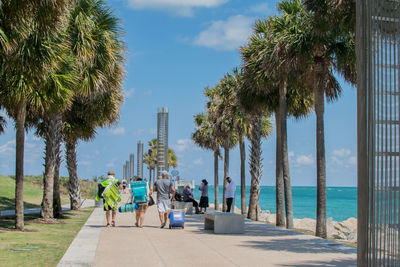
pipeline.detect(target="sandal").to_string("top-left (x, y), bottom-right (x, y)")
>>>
top-left (135, 222), bottom-right (139, 227)
top-left (106, 223), bottom-right (111, 227)
top-left (111, 221), bottom-right (116, 227)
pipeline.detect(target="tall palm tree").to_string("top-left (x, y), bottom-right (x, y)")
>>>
top-left (205, 82), bottom-right (238, 211)
top-left (61, 0), bottom-right (125, 212)
top-left (144, 148), bottom-right (156, 185)
top-left (0, 0), bottom-right (71, 230)
top-left (241, 4), bottom-right (313, 226)
top-left (192, 112), bottom-right (222, 210)
top-left (303, 0), bottom-right (356, 238)
top-left (63, 82), bottom-right (123, 211)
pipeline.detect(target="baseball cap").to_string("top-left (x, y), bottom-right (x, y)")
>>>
top-left (161, 170), bottom-right (168, 176)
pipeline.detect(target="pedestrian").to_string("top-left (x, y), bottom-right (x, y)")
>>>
top-left (122, 178), bottom-right (128, 193)
top-left (95, 171), bottom-right (123, 227)
top-left (134, 177), bottom-right (151, 228)
top-left (153, 170), bottom-right (176, 228)
top-left (183, 184), bottom-right (200, 214)
top-left (198, 179), bottom-right (209, 213)
top-left (225, 177), bottom-right (236, 213)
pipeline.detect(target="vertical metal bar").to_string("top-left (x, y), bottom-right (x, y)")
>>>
top-left (357, 0), bottom-right (369, 265)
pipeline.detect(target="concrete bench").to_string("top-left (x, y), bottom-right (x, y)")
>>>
top-left (204, 210), bottom-right (244, 234)
top-left (172, 201), bottom-right (194, 215)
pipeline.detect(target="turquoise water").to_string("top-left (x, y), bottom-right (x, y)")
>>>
top-left (193, 186), bottom-right (357, 222)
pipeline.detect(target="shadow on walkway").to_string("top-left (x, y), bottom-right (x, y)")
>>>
top-left (278, 258), bottom-right (356, 267)
top-left (240, 238), bottom-right (356, 254)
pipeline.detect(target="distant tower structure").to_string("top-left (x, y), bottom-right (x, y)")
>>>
top-left (125, 160), bottom-right (129, 180)
top-left (129, 153), bottom-right (134, 181)
top-left (157, 107), bottom-right (169, 179)
top-left (137, 141), bottom-right (144, 179)
top-left (123, 163), bottom-right (126, 180)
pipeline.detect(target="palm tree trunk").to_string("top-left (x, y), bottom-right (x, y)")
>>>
top-left (275, 111), bottom-right (285, 227)
top-left (280, 79), bottom-right (294, 229)
top-left (222, 137), bottom-right (230, 212)
top-left (41, 114), bottom-right (63, 220)
top-left (214, 149), bottom-right (219, 211)
top-left (66, 138), bottom-right (81, 210)
top-left (239, 134), bottom-right (246, 215)
top-left (15, 100), bottom-right (26, 230)
top-left (148, 167), bottom-right (152, 186)
top-left (53, 144), bottom-right (62, 218)
top-left (247, 115), bottom-right (262, 220)
top-left (315, 80), bottom-right (327, 238)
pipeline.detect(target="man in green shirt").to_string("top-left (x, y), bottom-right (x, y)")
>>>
top-left (96, 171), bottom-right (122, 227)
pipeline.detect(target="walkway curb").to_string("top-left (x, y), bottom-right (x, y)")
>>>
top-left (57, 207), bottom-right (104, 267)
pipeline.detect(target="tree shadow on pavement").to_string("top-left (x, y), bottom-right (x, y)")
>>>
top-left (278, 258), bottom-right (356, 267)
top-left (240, 238), bottom-right (356, 254)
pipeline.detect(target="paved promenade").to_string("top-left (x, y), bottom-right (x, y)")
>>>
top-left (60, 193), bottom-right (357, 267)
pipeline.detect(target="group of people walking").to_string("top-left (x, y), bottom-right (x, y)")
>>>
top-left (97, 170), bottom-right (236, 228)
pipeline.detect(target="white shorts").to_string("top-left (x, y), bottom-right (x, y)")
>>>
top-left (157, 199), bottom-right (171, 213)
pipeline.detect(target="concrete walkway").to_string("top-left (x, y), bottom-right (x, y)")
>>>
top-left (60, 193), bottom-right (357, 267)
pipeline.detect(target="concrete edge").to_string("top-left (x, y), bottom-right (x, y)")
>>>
top-left (57, 207), bottom-right (104, 267)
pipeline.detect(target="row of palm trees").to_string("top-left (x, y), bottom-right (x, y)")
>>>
top-left (192, 0), bottom-right (356, 238)
top-left (0, 0), bottom-right (125, 230)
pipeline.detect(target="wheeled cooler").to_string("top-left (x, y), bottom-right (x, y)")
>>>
top-left (169, 210), bottom-right (185, 229)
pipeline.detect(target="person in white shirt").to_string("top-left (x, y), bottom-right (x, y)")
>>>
top-left (225, 177), bottom-right (236, 212)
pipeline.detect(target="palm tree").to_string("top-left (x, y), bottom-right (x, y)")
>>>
top-left (303, 0), bottom-right (356, 238)
top-left (144, 148), bottom-right (156, 185)
top-left (61, 0), bottom-right (125, 212)
top-left (240, 4), bottom-right (313, 226)
top-left (192, 112), bottom-right (222, 210)
top-left (143, 138), bottom-right (178, 182)
top-left (205, 82), bottom-right (238, 211)
top-left (0, 0), bottom-right (71, 230)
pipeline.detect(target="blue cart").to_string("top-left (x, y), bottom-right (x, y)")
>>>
top-left (169, 210), bottom-right (185, 229)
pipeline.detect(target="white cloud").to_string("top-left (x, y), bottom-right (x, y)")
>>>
top-left (348, 156), bottom-right (357, 165)
top-left (331, 156), bottom-right (343, 165)
top-left (172, 139), bottom-right (194, 152)
top-left (0, 139), bottom-right (16, 155)
top-left (332, 148), bottom-right (351, 157)
top-left (288, 151), bottom-right (294, 157)
top-left (296, 154), bottom-right (314, 165)
top-left (124, 88), bottom-right (135, 98)
top-left (194, 157), bottom-right (203, 165)
top-left (193, 15), bottom-right (253, 51)
top-left (126, 0), bottom-right (228, 17)
top-left (108, 127), bottom-right (126, 135)
top-left (149, 128), bottom-right (157, 135)
top-left (248, 3), bottom-right (269, 14)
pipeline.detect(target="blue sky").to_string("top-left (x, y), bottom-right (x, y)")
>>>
top-left (0, 0), bottom-right (357, 186)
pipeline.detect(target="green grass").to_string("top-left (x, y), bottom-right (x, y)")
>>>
top-left (0, 208), bottom-right (94, 267)
top-left (0, 175), bottom-right (97, 211)
top-left (0, 175), bottom-right (44, 210)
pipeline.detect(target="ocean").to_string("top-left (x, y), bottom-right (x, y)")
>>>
top-left (192, 186), bottom-right (357, 222)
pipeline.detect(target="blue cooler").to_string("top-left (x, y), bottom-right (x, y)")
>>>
top-left (169, 210), bottom-right (185, 229)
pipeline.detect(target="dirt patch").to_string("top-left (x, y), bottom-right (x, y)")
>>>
top-left (0, 228), bottom-right (38, 232)
top-left (30, 218), bottom-right (66, 225)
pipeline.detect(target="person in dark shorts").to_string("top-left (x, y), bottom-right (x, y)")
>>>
top-left (183, 185), bottom-right (200, 214)
top-left (95, 171), bottom-right (123, 227)
top-left (198, 179), bottom-right (209, 213)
